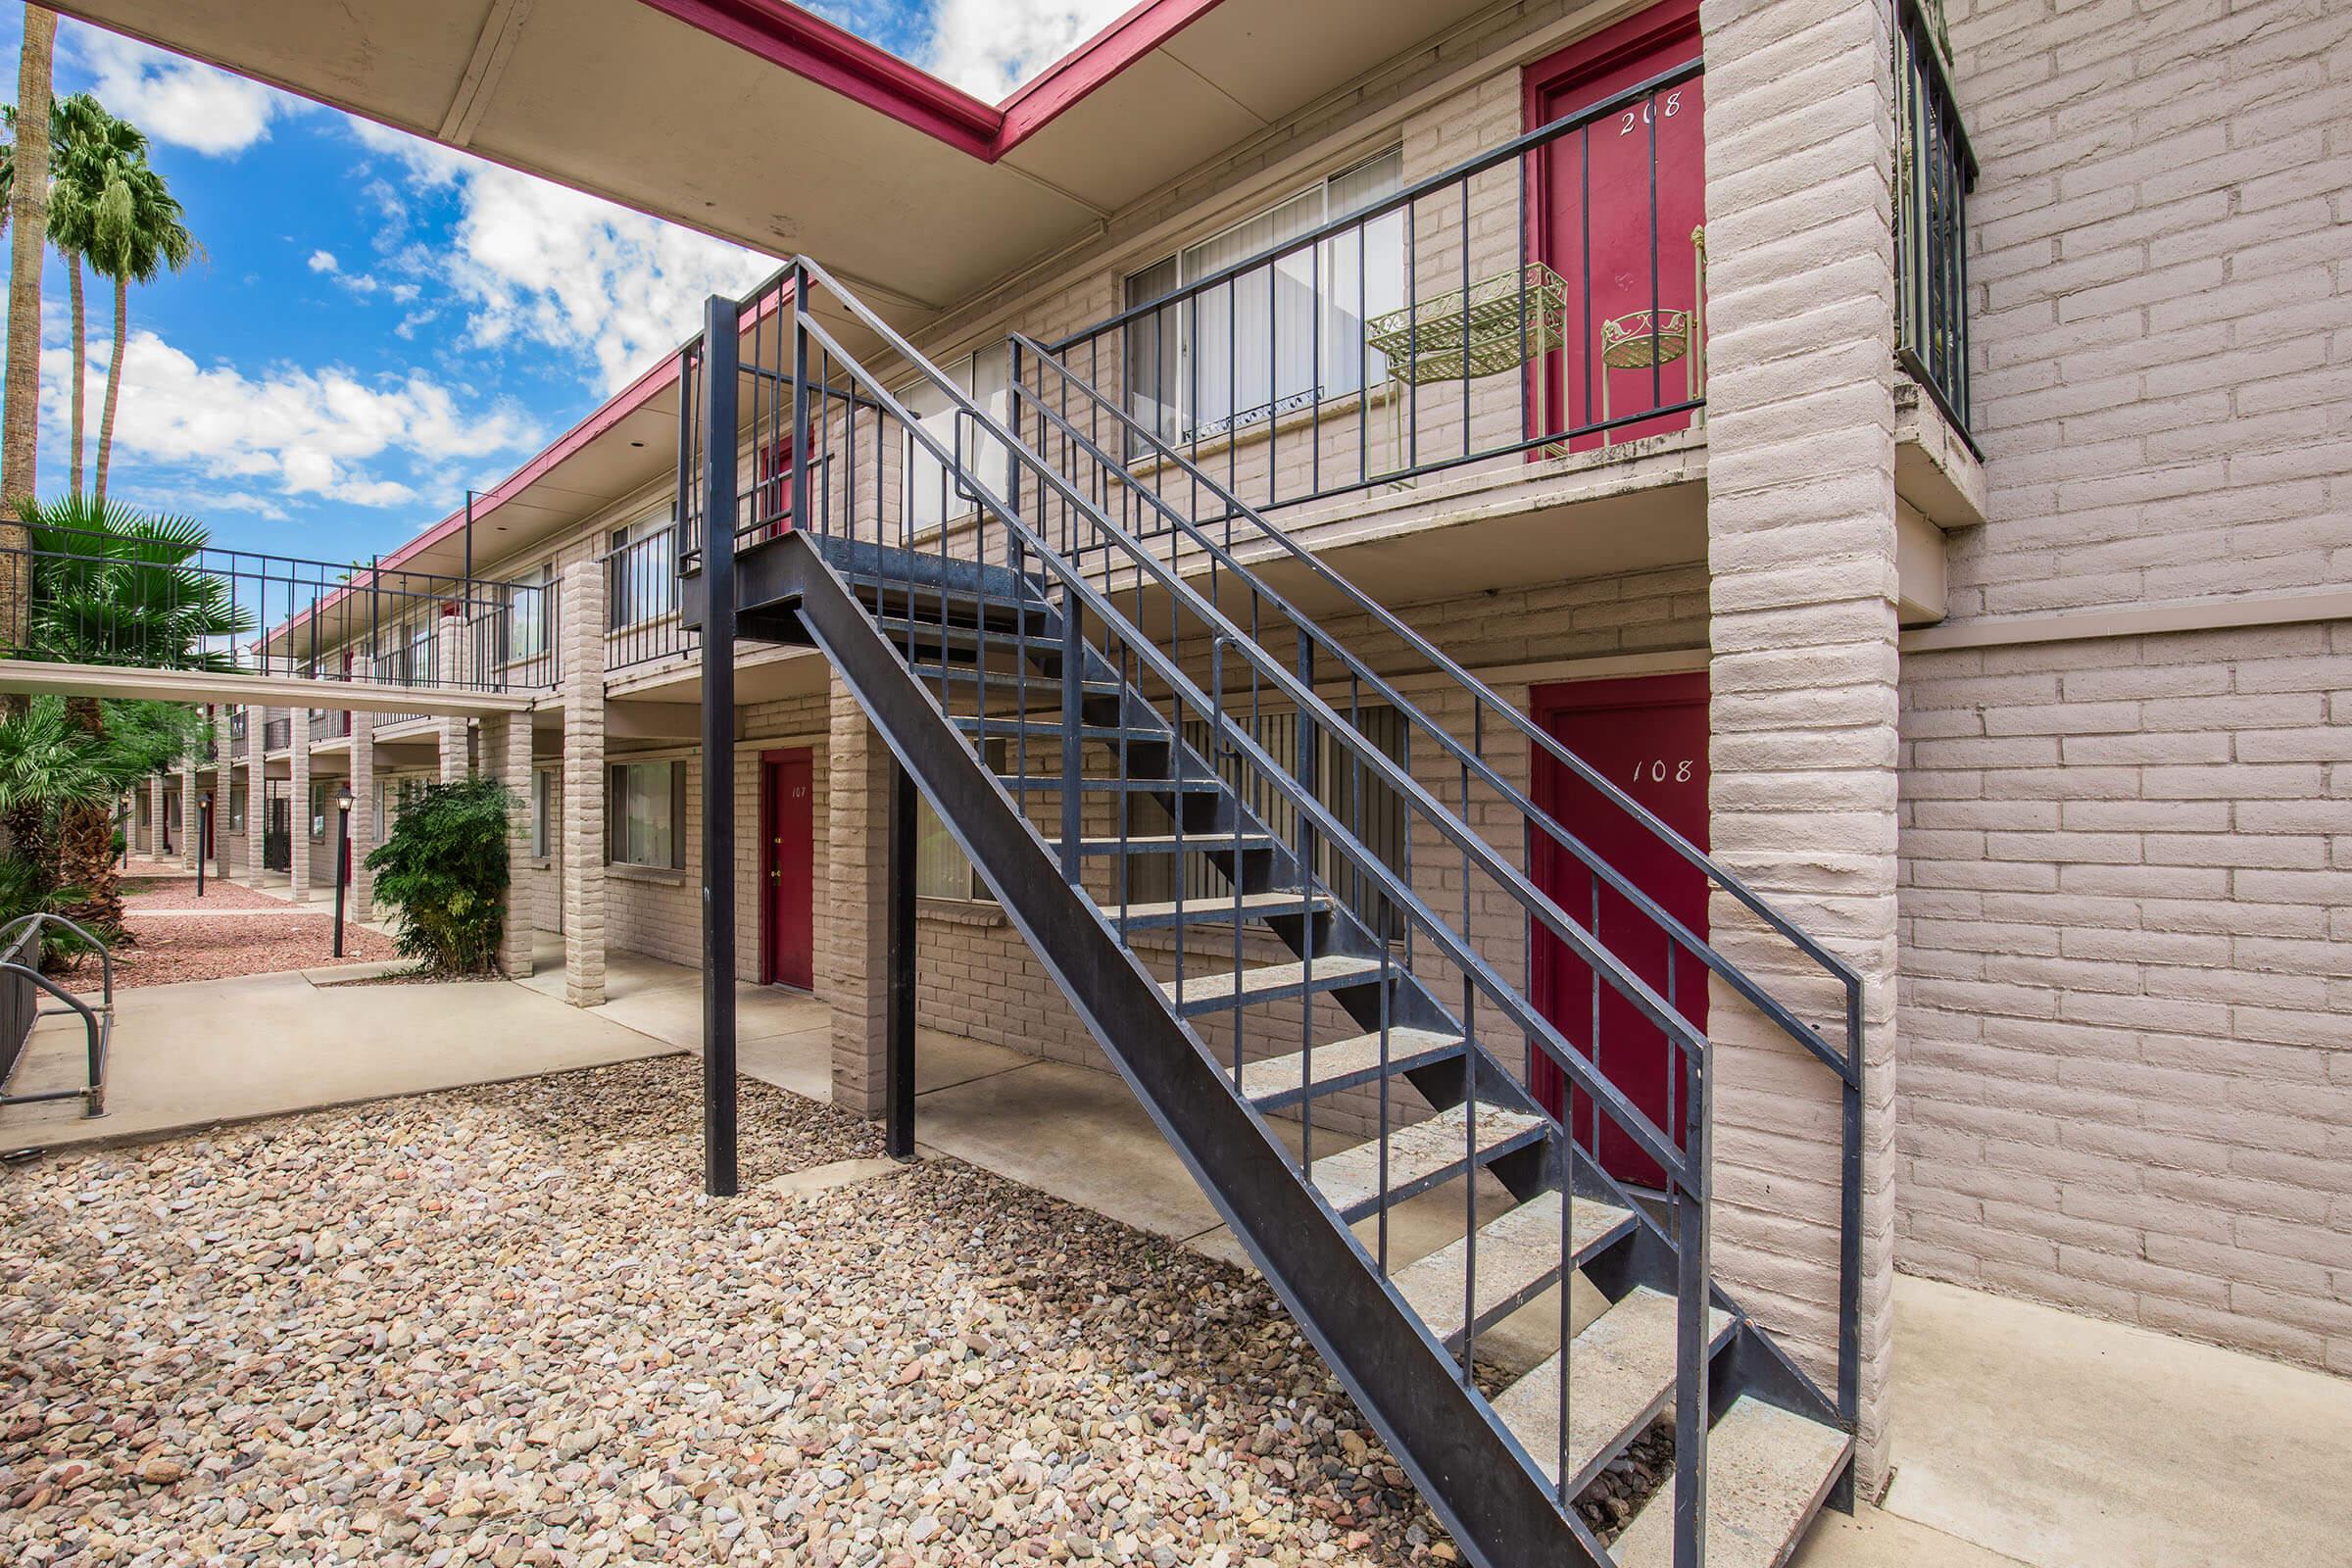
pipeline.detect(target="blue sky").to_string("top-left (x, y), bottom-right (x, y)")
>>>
top-left (0, 2), bottom-right (1130, 566)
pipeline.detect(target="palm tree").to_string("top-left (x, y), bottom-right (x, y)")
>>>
top-left (43, 94), bottom-right (147, 499)
top-left (17, 495), bottom-right (252, 927)
top-left (1, 7), bottom-right (58, 654)
top-left (88, 155), bottom-right (196, 507)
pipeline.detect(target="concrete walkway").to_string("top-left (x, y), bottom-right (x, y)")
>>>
top-left (1, 953), bottom-right (679, 1152)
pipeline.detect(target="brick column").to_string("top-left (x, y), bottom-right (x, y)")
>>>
top-left (212, 769), bottom-right (230, 884)
top-left (289, 707), bottom-right (313, 899)
top-left (827, 675), bottom-right (889, 1117)
top-left (177, 760), bottom-right (198, 870)
top-left (243, 757), bottom-right (265, 883)
top-left (147, 774), bottom-right (164, 858)
top-left (437, 610), bottom-right (470, 782)
top-left (485, 709), bottom-right (536, 978)
top-left (560, 557), bottom-right (607, 1005)
top-left (349, 712), bottom-right (376, 920)
top-left (1700, 0), bottom-right (1900, 1487)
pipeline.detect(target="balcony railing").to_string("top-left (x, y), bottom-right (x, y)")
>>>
top-left (263, 717), bottom-right (290, 753)
top-left (604, 525), bottom-right (697, 670)
top-left (0, 519), bottom-right (563, 696)
top-left (1895, 0), bottom-right (1977, 440)
top-left (1036, 60), bottom-right (1708, 529)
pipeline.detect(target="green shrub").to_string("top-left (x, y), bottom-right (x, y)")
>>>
top-left (363, 776), bottom-right (516, 976)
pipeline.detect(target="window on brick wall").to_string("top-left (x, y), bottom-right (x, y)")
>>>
top-left (609, 514), bottom-right (678, 629)
top-left (1124, 148), bottom-right (1405, 447)
top-left (1128, 705), bottom-right (1408, 938)
top-left (899, 349), bottom-right (1012, 539)
top-left (228, 789), bottom-right (245, 833)
top-left (609, 760), bottom-right (686, 869)
top-left (531, 768), bottom-right (554, 859)
top-left (916, 739), bottom-right (1004, 901)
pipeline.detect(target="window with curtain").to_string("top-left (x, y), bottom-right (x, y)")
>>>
top-left (508, 563), bottom-right (550, 661)
top-left (1125, 149), bottom-right (1406, 446)
top-left (609, 760), bottom-right (685, 869)
top-left (608, 514), bottom-right (677, 629)
top-left (914, 740), bottom-right (1004, 901)
top-left (531, 769), bottom-right (554, 858)
top-left (900, 348), bottom-right (1012, 539)
top-left (1127, 705), bottom-right (1409, 938)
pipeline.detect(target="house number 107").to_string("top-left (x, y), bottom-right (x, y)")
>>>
top-left (1633, 759), bottom-right (1695, 783)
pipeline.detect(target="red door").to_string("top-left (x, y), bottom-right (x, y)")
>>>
top-left (753, 435), bottom-right (797, 540)
top-left (761, 748), bottom-right (815, 989)
top-left (1530, 673), bottom-right (1708, 1190)
top-left (1526, 0), bottom-right (1706, 452)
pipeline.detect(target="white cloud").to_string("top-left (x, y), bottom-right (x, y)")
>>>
top-left (307, 250), bottom-right (338, 273)
top-left (356, 122), bottom-right (777, 395)
top-left (70, 26), bottom-right (291, 156)
top-left (40, 329), bottom-right (540, 510)
top-left (923, 0), bottom-right (1136, 103)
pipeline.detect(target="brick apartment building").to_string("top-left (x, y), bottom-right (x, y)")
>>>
top-left (110, 0), bottom-right (2348, 1560)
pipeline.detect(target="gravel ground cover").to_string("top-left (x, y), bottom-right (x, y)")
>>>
top-left (1, 1058), bottom-right (1464, 1567)
top-left (121, 874), bottom-right (286, 912)
top-left (59, 911), bottom-right (400, 991)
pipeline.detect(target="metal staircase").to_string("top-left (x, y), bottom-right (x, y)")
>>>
top-left (681, 259), bottom-right (1866, 1568)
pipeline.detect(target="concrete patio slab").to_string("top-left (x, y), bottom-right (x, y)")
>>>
top-left (0, 966), bottom-right (681, 1152)
top-left (1883, 1274), bottom-right (2352, 1568)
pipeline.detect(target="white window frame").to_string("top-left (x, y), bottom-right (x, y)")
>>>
top-left (897, 347), bottom-right (1012, 540)
top-left (508, 562), bottom-right (552, 662)
top-left (609, 759), bottom-right (686, 870)
top-left (530, 767), bottom-right (554, 859)
top-left (608, 513), bottom-right (678, 630)
top-left (1124, 147), bottom-right (1406, 446)
top-left (913, 740), bottom-right (1003, 902)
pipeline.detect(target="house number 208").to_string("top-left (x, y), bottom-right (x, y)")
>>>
top-left (1618, 90), bottom-right (1684, 134)
top-left (1633, 759), bottom-right (1695, 783)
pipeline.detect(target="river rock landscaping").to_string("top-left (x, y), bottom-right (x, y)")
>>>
top-left (1, 1058), bottom-right (1470, 1567)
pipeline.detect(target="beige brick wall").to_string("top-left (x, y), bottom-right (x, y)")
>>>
top-left (1900, 622), bottom-right (2352, 1375)
top-left (1946, 0), bottom-right (2352, 617)
top-left (1889, 0), bottom-right (2352, 1379)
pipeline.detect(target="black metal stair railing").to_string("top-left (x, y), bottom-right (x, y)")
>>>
top-left (680, 254), bottom-right (1864, 1567)
top-left (1008, 333), bottom-right (1869, 1432)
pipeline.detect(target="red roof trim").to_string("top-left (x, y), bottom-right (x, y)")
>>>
top-left (630, 0), bottom-right (1231, 162)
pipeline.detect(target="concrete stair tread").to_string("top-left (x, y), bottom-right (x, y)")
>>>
top-left (1160, 954), bottom-right (1385, 1010)
top-left (1052, 833), bottom-right (1278, 855)
top-left (1308, 1101), bottom-right (1547, 1217)
top-left (1491, 1286), bottom-right (1734, 1486)
top-left (1390, 1189), bottom-right (1636, 1346)
top-left (1104, 891), bottom-right (1326, 928)
top-left (1237, 1027), bottom-right (1461, 1104)
top-left (1608, 1396), bottom-right (1850, 1568)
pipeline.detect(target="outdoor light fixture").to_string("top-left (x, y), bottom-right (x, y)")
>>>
top-left (333, 786), bottom-right (356, 957)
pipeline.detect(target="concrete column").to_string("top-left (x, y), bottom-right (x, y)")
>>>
top-left (244, 757), bottom-right (265, 883)
top-left (437, 610), bottom-right (469, 782)
top-left (559, 557), bottom-right (607, 1006)
top-left (827, 675), bottom-right (890, 1118)
top-left (485, 710), bottom-right (536, 978)
top-left (1699, 0), bottom-right (1901, 1487)
top-left (146, 774), bottom-right (164, 858)
top-left (211, 770), bottom-right (230, 884)
top-left (290, 707), bottom-right (313, 900)
top-left (349, 711), bottom-right (376, 920)
top-left (177, 760), bottom-right (198, 870)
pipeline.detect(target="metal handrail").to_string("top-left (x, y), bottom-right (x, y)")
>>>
top-left (0, 912), bottom-right (113, 1118)
top-left (792, 256), bottom-right (1705, 1182)
top-left (1015, 333), bottom-right (1861, 1071)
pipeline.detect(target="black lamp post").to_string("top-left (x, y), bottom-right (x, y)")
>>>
top-left (333, 784), bottom-right (355, 956)
top-left (196, 792), bottom-right (211, 898)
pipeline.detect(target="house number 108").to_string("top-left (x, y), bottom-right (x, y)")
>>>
top-left (1633, 759), bottom-right (1695, 783)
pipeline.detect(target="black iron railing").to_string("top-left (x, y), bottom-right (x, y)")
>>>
top-left (604, 525), bottom-right (698, 670)
top-left (0, 519), bottom-right (560, 694)
top-left (1895, 0), bottom-right (1976, 440)
top-left (1041, 61), bottom-right (1707, 524)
